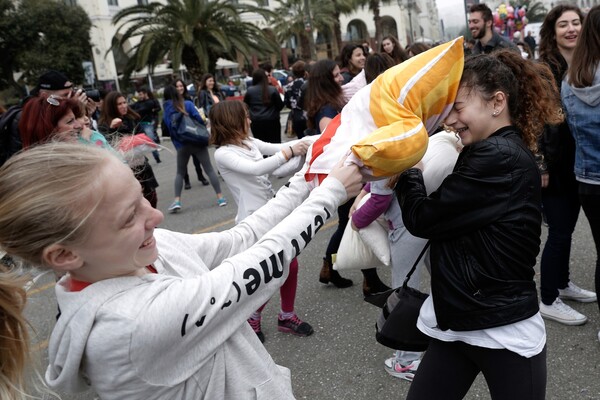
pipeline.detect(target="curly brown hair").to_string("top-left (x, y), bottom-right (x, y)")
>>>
top-left (460, 50), bottom-right (563, 151)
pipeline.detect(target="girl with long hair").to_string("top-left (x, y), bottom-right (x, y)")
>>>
top-left (243, 68), bottom-right (284, 144)
top-left (196, 73), bottom-right (225, 117)
top-left (0, 142), bottom-right (361, 399)
top-left (98, 91), bottom-right (159, 208)
top-left (211, 100), bottom-right (313, 341)
top-left (561, 5), bottom-right (600, 343)
top-left (339, 43), bottom-right (367, 84)
top-left (163, 85), bottom-right (226, 212)
top-left (537, 4), bottom-right (594, 327)
top-left (380, 35), bottom-right (409, 64)
top-left (398, 50), bottom-right (563, 399)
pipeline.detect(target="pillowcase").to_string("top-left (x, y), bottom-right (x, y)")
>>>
top-left (333, 193), bottom-right (391, 271)
top-left (305, 37), bottom-right (464, 184)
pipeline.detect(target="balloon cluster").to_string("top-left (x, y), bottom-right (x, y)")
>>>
top-left (493, 3), bottom-right (529, 38)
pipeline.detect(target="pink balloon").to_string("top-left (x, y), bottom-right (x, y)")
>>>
top-left (518, 8), bottom-right (526, 17)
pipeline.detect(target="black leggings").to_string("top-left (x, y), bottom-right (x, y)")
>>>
top-left (407, 339), bottom-right (546, 400)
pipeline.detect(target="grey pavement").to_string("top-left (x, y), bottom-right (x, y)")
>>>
top-left (24, 113), bottom-right (600, 399)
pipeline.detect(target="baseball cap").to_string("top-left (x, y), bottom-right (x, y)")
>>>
top-left (37, 70), bottom-right (73, 91)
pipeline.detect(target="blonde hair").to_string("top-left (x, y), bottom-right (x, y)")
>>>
top-left (0, 143), bottom-right (115, 267)
top-left (0, 263), bottom-right (29, 399)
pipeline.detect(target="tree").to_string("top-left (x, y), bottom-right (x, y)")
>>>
top-left (357, 0), bottom-right (395, 46)
top-left (0, 0), bottom-right (92, 96)
top-left (271, 0), bottom-right (336, 60)
top-left (112, 0), bottom-right (279, 87)
top-left (331, 0), bottom-right (361, 56)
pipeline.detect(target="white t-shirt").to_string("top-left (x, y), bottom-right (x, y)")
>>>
top-left (417, 295), bottom-right (546, 358)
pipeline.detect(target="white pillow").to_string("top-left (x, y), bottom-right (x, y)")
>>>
top-left (333, 194), bottom-right (391, 270)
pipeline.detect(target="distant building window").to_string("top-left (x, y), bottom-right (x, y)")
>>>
top-left (108, 0), bottom-right (118, 6)
top-left (138, 0), bottom-right (148, 4)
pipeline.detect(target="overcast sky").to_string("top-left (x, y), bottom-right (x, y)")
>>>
top-left (438, 0), bottom-right (468, 31)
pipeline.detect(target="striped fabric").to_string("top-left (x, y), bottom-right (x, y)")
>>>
top-left (305, 37), bottom-right (464, 185)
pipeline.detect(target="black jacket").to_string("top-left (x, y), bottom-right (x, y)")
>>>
top-left (397, 126), bottom-right (541, 331)
top-left (244, 85), bottom-right (283, 122)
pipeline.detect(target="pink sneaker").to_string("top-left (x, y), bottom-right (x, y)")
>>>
top-left (248, 317), bottom-right (265, 343)
top-left (277, 314), bottom-right (314, 336)
top-left (384, 358), bottom-right (421, 381)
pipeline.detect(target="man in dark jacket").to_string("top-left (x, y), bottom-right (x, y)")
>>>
top-left (469, 3), bottom-right (518, 55)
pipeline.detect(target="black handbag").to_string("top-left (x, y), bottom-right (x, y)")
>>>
top-left (171, 112), bottom-right (210, 145)
top-left (372, 242), bottom-right (431, 351)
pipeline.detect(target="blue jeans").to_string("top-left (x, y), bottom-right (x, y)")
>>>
top-left (539, 190), bottom-right (580, 305)
top-left (141, 122), bottom-right (161, 162)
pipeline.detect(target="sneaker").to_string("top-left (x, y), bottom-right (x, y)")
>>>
top-left (384, 358), bottom-right (421, 381)
top-left (558, 282), bottom-right (597, 303)
top-left (217, 197), bottom-right (227, 207)
top-left (168, 201), bottom-right (181, 214)
top-left (539, 298), bottom-right (587, 325)
top-left (277, 314), bottom-right (314, 337)
top-left (248, 317), bottom-right (265, 343)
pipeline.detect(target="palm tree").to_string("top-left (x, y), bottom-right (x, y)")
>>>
top-left (271, 0), bottom-right (336, 60)
top-left (112, 0), bottom-right (279, 86)
top-left (356, 0), bottom-right (395, 46)
top-left (331, 0), bottom-right (361, 56)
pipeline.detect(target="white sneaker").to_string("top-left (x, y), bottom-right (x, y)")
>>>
top-left (539, 298), bottom-right (587, 325)
top-left (558, 282), bottom-right (597, 303)
top-left (384, 358), bottom-right (420, 381)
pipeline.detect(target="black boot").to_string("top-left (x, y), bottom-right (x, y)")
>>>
top-left (319, 258), bottom-right (353, 288)
top-left (361, 268), bottom-right (391, 296)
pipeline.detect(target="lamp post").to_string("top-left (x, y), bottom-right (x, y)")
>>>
top-left (398, 0), bottom-right (415, 44)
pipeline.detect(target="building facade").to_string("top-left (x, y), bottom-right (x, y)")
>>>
top-left (66, 0), bottom-right (442, 87)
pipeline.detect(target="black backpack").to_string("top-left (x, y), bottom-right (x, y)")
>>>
top-left (0, 105), bottom-right (22, 167)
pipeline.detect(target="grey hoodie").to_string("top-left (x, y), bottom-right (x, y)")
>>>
top-left (564, 67), bottom-right (600, 107)
top-left (45, 174), bottom-right (346, 399)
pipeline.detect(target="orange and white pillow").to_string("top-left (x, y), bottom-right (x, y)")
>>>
top-left (305, 37), bottom-right (464, 185)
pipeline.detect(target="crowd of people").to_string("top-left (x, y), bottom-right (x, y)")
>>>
top-left (0, 2), bottom-right (600, 399)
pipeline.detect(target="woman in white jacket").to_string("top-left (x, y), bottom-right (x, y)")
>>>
top-left (211, 100), bottom-right (314, 342)
top-left (0, 142), bottom-right (361, 399)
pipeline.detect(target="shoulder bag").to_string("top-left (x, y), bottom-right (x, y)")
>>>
top-left (170, 112), bottom-right (209, 145)
top-left (370, 242), bottom-right (431, 351)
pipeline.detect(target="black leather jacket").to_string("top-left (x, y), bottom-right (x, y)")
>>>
top-left (243, 85), bottom-right (283, 122)
top-left (397, 126), bottom-right (541, 331)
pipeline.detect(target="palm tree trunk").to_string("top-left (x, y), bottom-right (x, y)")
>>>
top-left (333, 15), bottom-right (342, 56)
top-left (299, 33), bottom-right (311, 60)
top-left (370, 0), bottom-right (383, 45)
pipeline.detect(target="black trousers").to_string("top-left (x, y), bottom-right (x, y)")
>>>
top-left (579, 182), bottom-right (600, 314)
top-left (407, 339), bottom-right (546, 400)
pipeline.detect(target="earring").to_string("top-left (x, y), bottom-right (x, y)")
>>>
top-left (492, 110), bottom-right (499, 116)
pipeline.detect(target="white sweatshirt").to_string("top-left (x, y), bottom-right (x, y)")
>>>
top-left (45, 173), bottom-right (347, 400)
top-left (215, 138), bottom-right (294, 223)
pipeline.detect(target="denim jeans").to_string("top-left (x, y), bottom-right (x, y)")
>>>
top-left (539, 190), bottom-right (580, 305)
top-left (141, 122), bottom-right (160, 162)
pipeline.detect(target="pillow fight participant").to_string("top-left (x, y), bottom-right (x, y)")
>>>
top-left (561, 5), bottom-right (600, 343)
top-left (306, 59), bottom-right (381, 291)
top-left (211, 100), bottom-right (314, 342)
top-left (537, 4), bottom-right (594, 326)
top-left (284, 61), bottom-right (308, 139)
top-left (350, 131), bottom-right (461, 382)
top-left (397, 50), bottom-right (563, 399)
top-left (131, 87), bottom-right (162, 164)
top-left (0, 142), bottom-right (362, 399)
top-left (162, 85), bottom-right (226, 212)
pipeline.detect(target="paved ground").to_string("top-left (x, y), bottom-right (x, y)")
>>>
top-left (23, 115), bottom-right (600, 399)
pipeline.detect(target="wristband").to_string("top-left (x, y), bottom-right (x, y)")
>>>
top-left (289, 146), bottom-right (294, 157)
